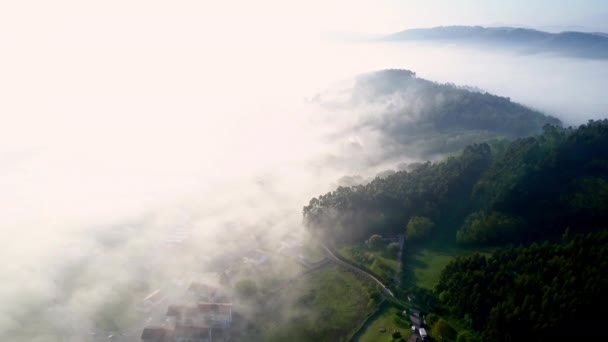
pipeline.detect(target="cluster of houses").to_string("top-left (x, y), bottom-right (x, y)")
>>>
top-left (138, 232), bottom-right (310, 342)
top-left (140, 283), bottom-right (233, 342)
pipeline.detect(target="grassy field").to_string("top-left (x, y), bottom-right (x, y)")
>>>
top-left (356, 304), bottom-right (412, 342)
top-left (402, 238), bottom-right (493, 290)
top-left (403, 245), bottom-right (462, 290)
top-left (338, 244), bottom-right (400, 285)
top-left (257, 265), bottom-right (380, 342)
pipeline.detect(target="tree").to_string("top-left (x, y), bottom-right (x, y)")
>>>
top-left (367, 234), bottom-right (384, 249)
top-left (435, 231), bottom-right (608, 341)
top-left (387, 242), bottom-right (400, 256)
top-left (406, 216), bottom-right (435, 241)
top-left (235, 279), bottom-right (258, 299)
top-left (425, 313), bottom-right (439, 327)
top-left (456, 331), bottom-right (481, 342)
top-left (431, 319), bottom-right (457, 341)
top-left (456, 211), bottom-right (525, 245)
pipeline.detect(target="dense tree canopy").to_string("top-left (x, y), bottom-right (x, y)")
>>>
top-left (304, 143), bottom-right (491, 242)
top-left (468, 121), bottom-right (608, 243)
top-left (455, 331), bottom-right (480, 342)
top-left (456, 211), bottom-right (524, 245)
top-left (406, 216), bottom-right (435, 241)
top-left (367, 234), bottom-right (384, 249)
top-left (304, 120), bottom-right (608, 246)
top-left (435, 231), bottom-right (608, 341)
top-left (430, 318), bottom-right (457, 342)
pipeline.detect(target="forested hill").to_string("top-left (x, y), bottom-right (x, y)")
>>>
top-left (315, 69), bottom-right (560, 159)
top-left (303, 120), bottom-right (608, 245)
top-left (384, 26), bottom-right (608, 59)
top-left (436, 230), bottom-right (608, 341)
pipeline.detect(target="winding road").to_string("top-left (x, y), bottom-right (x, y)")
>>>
top-left (263, 238), bottom-right (417, 342)
top-left (319, 243), bottom-right (397, 299)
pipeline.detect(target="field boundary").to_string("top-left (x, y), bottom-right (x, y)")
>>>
top-left (347, 299), bottom-right (389, 341)
top-left (328, 245), bottom-right (392, 289)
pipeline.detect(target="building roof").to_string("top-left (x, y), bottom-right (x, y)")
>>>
top-left (197, 303), bottom-right (232, 315)
top-left (172, 325), bottom-right (210, 339)
top-left (167, 304), bottom-right (199, 317)
top-left (141, 326), bottom-right (167, 340)
top-left (187, 282), bottom-right (209, 292)
top-left (188, 282), bottom-right (221, 295)
top-left (167, 303), bottom-right (232, 317)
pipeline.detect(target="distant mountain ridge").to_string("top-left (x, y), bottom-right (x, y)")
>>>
top-left (384, 26), bottom-right (608, 59)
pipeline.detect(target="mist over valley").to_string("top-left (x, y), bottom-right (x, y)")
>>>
top-left (1, 2), bottom-right (608, 341)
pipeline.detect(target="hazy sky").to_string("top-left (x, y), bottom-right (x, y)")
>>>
top-left (2, 1), bottom-right (607, 45)
top-left (353, 0), bottom-right (608, 33)
top-left (1, 0), bottom-right (606, 240)
top-left (314, 0), bottom-right (608, 34)
top-left (1, 1), bottom-right (606, 238)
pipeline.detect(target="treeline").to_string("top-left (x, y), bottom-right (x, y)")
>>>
top-left (435, 230), bottom-right (608, 341)
top-left (303, 143), bottom-right (491, 242)
top-left (304, 120), bottom-right (608, 245)
top-left (465, 122), bottom-right (608, 243)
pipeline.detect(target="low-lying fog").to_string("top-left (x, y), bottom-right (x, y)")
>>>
top-left (2, 27), bottom-right (607, 340)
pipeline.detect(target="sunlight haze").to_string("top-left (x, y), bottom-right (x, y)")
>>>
top-left (1, 1), bottom-right (607, 341)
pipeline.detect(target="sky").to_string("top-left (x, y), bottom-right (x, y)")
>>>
top-left (323, 0), bottom-right (608, 33)
top-left (1, 1), bottom-right (607, 340)
top-left (3, 1), bottom-right (607, 46)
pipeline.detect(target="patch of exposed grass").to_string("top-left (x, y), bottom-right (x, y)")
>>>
top-left (402, 239), bottom-right (493, 290)
top-left (356, 304), bottom-right (411, 342)
top-left (258, 265), bottom-right (381, 342)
